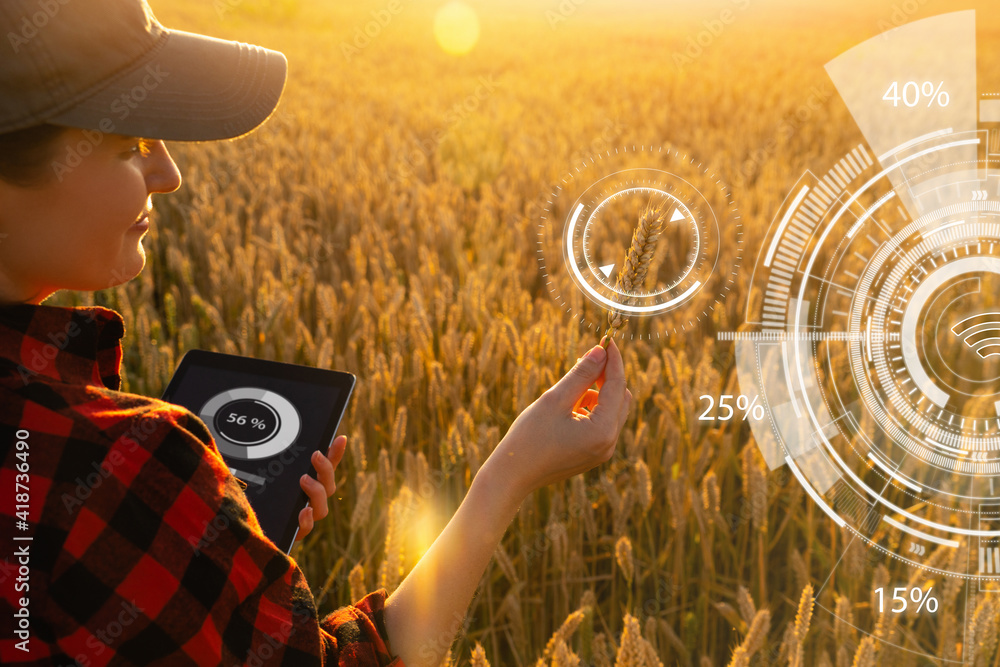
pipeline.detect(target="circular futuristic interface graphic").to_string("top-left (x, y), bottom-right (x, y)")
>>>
top-left (740, 133), bottom-right (1000, 530)
top-left (200, 387), bottom-right (302, 460)
top-left (537, 146), bottom-right (742, 336)
top-left (732, 9), bottom-right (1000, 663)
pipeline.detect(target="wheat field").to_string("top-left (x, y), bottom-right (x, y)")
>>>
top-left (47, 0), bottom-right (1000, 664)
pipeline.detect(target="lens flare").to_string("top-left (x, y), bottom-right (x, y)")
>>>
top-left (433, 2), bottom-right (480, 56)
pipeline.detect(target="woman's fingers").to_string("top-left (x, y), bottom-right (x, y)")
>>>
top-left (295, 435), bottom-right (349, 542)
top-left (620, 388), bottom-right (633, 428)
top-left (573, 388), bottom-right (601, 415)
top-left (308, 435), bottom-right (347, 497)
top-left (311, 449), bottom-right (337, 493)
top-left (327, 435), bottom-right (347, 471)
top-left (296, 505), bottom-right (314, 541)
top-left (589, 337), bottom-right (627, 429)
top-left (301, 473), bottom-right (330, 521)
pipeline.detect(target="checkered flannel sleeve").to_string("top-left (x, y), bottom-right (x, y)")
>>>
top-left (2, 405), bottom-right (403, 666)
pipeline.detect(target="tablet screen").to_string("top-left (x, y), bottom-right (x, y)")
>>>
top-left (162, 350), bottom-right (355, 552)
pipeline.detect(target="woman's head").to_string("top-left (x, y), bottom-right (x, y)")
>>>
top-left (0, 126), bottom-right (182, 304)
top-left (0, 0), bottom-right (287, 305)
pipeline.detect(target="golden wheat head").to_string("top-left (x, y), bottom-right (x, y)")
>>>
top-left (603, 202), bottom-right (667, 347)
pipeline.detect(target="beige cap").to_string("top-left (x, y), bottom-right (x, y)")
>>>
top-left (0, 0), bottom-right (287, 141)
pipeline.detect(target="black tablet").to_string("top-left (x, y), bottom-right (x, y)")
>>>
top-left (161, 349), bottom-right (355, 553)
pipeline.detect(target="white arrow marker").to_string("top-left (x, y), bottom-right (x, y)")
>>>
top-left (599, 264), bottom-right (615, 278)
top-left (670, 208), bottom-right (685, 222)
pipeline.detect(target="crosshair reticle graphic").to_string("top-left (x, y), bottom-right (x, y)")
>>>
top-left (538, 146), bottom-right (742, 337)
top-left (733, 10), bottom-right (1000, 663)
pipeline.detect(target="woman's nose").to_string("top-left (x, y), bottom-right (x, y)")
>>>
top-left (145, 140), bottom-right (182, 194)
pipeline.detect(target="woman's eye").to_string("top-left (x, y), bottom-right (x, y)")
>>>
top-left (129, 139), bottom-right (153, 157)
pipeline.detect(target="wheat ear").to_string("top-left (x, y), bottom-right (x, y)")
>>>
top-left (602, 202), bottom-right (667, 348)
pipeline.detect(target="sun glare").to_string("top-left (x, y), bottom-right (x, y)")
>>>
top-left (433, 2), bottom-right (480, 56)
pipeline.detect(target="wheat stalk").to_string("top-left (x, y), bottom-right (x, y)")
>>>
top-left (727, 609), bottom-right (770, 667)
top-left (348, 563), bottom-right (367, 603)
top-left (851, 636), bottom-right (877, 667)
top-left (593, 633), bottom-right (612, 667)
top-left (735, 586), bottom-right (756, 626)
top-left (349, 472), bottom-right (377, 533)
top-left (701, 470), bottom-right (721, 514)
top-left (602, 202), bottom-right (668, 348)
top-left (377, 486), bottom-right (413, 592)
top-left (614, 614), bottom-right (647, 667)
top-left (471, 642), bottom-right (491, 667)
top-left (552, 639), bottom-right (582, 667)
top-left (614, 535), bottom-right (635, 585)
top-left (789, 584), bottom-right (815, 667)
top-left (633, 461), bottom-right (652, 513)
top-left (543, 609), bottom-right (586, 660)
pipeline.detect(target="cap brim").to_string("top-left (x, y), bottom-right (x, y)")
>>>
top-left (46, 29), bottom-right (287, 142)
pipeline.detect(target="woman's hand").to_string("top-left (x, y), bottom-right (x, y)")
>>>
top-left (480, 336), bottom-right (632, 504)
top-left (296, 434), bottom-right (348, 541)
top-left (381, 337), bottom-right (629, 667)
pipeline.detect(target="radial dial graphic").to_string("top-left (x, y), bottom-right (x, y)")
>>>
top-left (538, 146), bottom-right (742, 336)
top-left (734, 9), bottom-right (1000, 663)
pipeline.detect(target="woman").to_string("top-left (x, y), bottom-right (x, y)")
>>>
top-left (0, 1), bottom-right (632, 665)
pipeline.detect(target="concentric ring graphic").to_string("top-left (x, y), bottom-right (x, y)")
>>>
top-left (538, 146), bottom-right (742, 336)
top-left (731, 9), bottom-right (1000, 663)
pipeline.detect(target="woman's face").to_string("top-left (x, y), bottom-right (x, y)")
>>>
top-left (0, 129), bottom-right (182, 305)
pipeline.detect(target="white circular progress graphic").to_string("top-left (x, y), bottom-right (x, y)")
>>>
top-left (537, 146), bottom-right (742, 337)
top-left (200, 387), bottom-right (302, 460)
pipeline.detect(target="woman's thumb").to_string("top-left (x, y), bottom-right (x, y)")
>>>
top-left (549, 344), bottom-right (606, 405)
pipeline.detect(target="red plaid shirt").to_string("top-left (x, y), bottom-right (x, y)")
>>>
top-left (0, 303), bottom-right (403, 666)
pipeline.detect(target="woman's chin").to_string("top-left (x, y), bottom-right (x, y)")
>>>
top-left (104, 252), bottom-right (146, 290)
